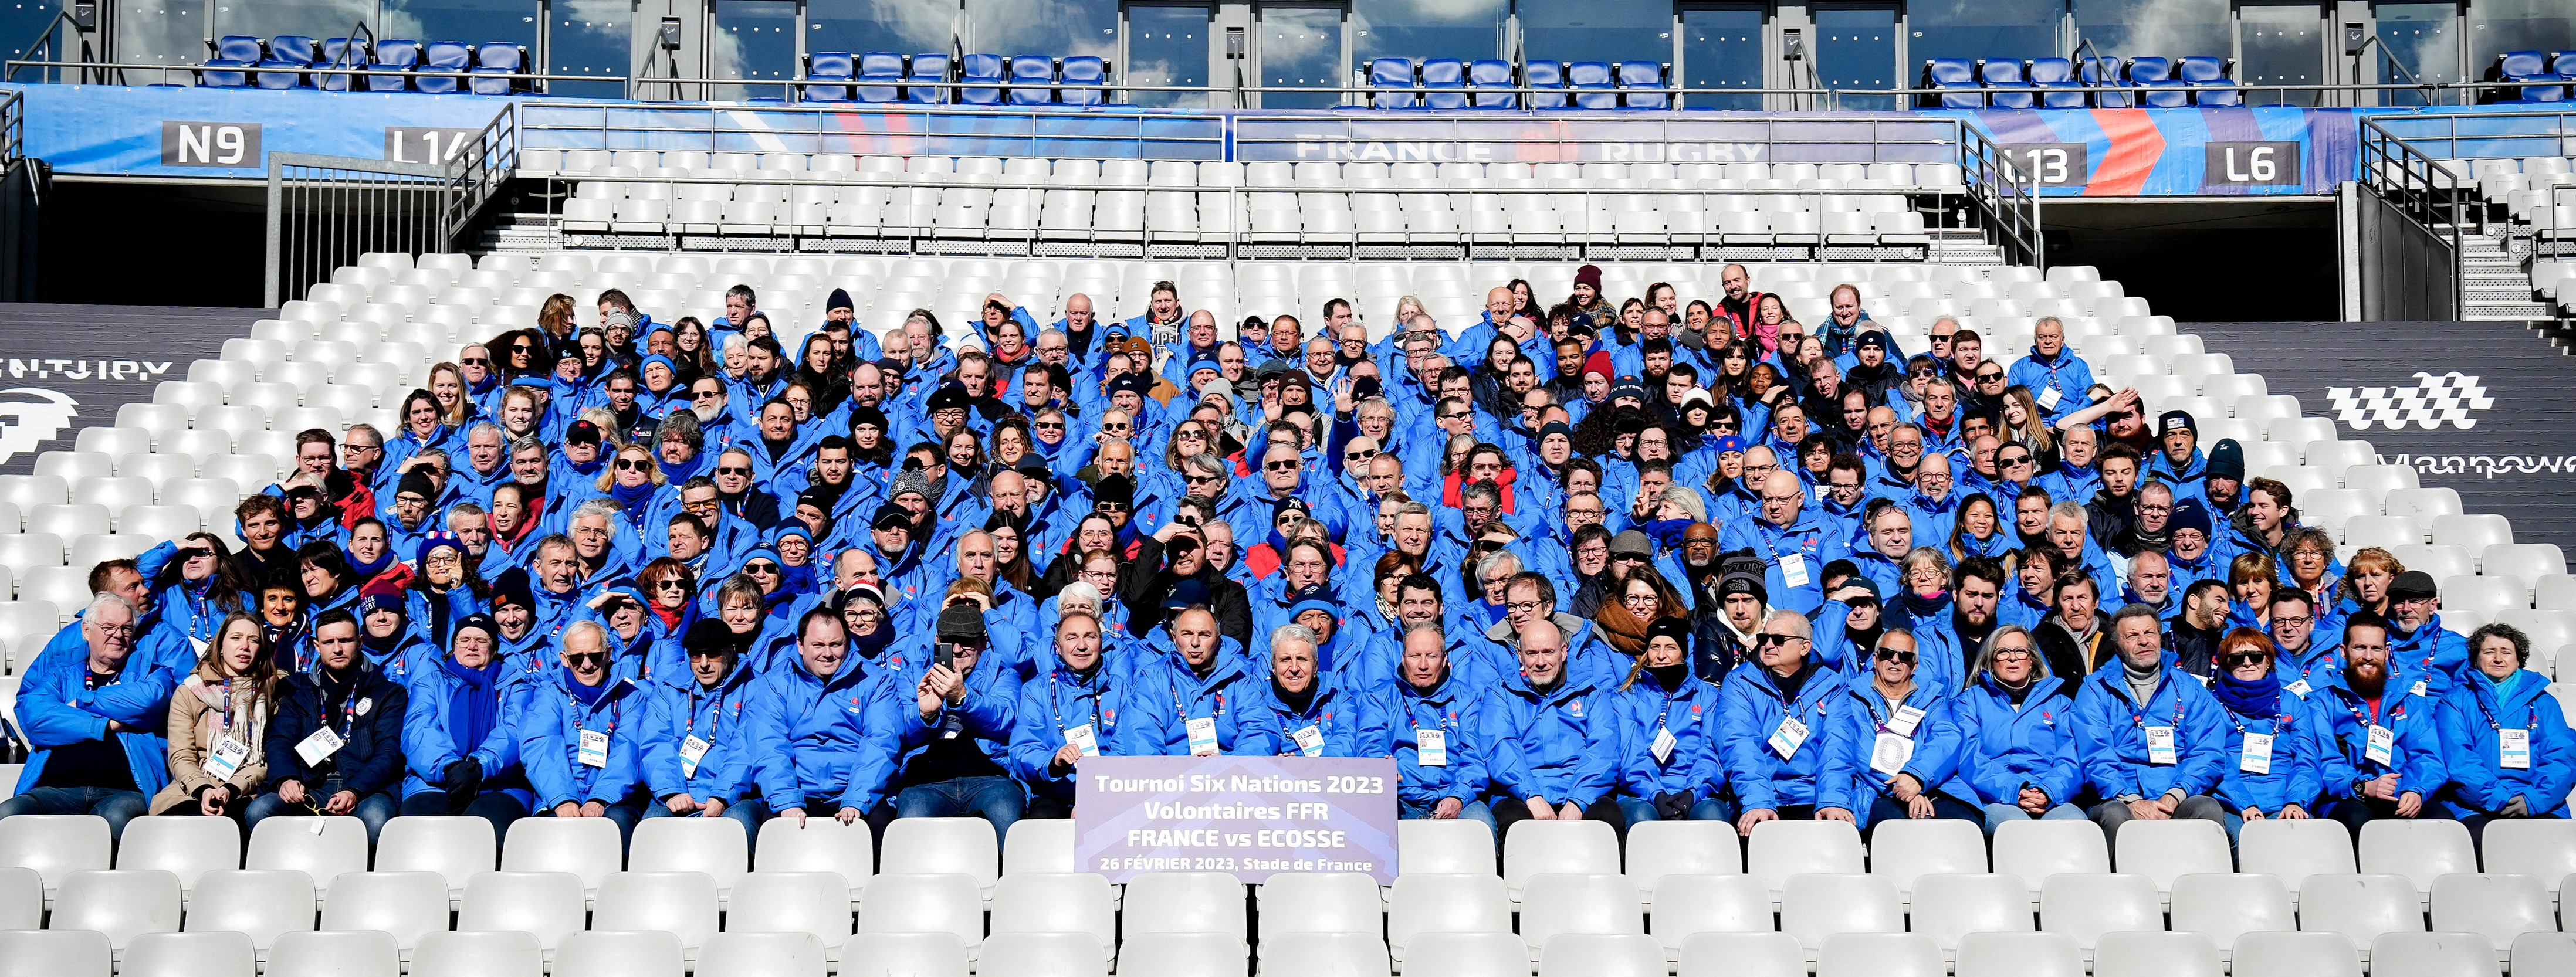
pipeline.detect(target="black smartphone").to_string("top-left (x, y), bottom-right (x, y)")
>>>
top-left (933, 642), bottom-right (956, 672)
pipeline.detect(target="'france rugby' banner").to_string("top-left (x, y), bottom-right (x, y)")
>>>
top-left (2193, 320), bottom-right (2576, 551)
top-left (1075, 755), bottom-right (1399, 884)
top-left (1933, 107), bottom-right (2359, 197)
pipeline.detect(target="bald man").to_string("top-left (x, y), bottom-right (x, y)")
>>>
top-left (1721, 471), bottom-right (1851, 615)
top-left (1481, 618), bottom-right (1627, 840)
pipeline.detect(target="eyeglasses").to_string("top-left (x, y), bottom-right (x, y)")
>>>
top-left (1991, 646), bottom-right (2034, 660)
top-left (614, 459), bottom-right (649, 471)
top-left (693, 389), bottom-right (725, 399)
top-left (1265, 460), bottom-right (1302, 472)
top-left (1874, 648), bottom-right (1918, 664)
top-left (1439, 411), bottom-right (1472, 422)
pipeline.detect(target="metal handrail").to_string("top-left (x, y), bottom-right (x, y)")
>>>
top-left (1, 57), bottom-right (622, 89)
top-left (441, 101), bottom-right (518, 246)
top-left (2357, 115), bottom-right (2464, 318)
top-left (0, 89), bottom-right (22, 168)
top-left (4, 10), bottom-right (93, 84)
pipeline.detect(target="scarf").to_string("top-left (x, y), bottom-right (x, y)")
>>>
top-left (1272, 678), bottom-right (1318, 718)
top-left (346, 544), bottom-right (395, 582)
top-left (567, 675), bottom-right (609, 708)
top-left (439, 654), bottom-right (507, 755)
top-left (2213, 668), bottom-right (2283, 720)
top-left (1596, 600), bottom-right (1668, 657)
top-left (610, 480), bottom-right (659, 523)
top-left (659, 452), bottom-right (705, 484)
top-left (1646, 662), bottom-right (1690, 693)
top-left (1994, 673), bottom-right (2036, 705)
top-left (850, 624), bottom-right (896, 662)
top-left (1897, 589), bottom-right (1950, 622)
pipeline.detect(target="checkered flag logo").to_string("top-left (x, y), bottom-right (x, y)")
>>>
top-left (2327, 371), bottom-right (2492, 431)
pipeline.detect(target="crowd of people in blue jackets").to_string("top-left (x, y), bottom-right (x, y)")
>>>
top-left (5, 263), bottom-right (2568, 857)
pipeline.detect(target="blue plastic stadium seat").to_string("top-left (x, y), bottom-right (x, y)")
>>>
top-left (200, 34), bottom-right (262, 88)
top-left (855, 51), bottom-right (902, 103)
top-left (1569, 60), bottom-right (1616, 109)
top-left (2080, 56), bottom-right (2128, 107)
top-left (1981, 58), bottom-right (2033, 108)
top-left (1525, 60), bottom-right (1567, 108)
top-left (2128, 56), bottom-right (2189, 107)
top-left (2028, 57), bottom-right (2082, 107)
top-left (414, 40), bottom-right (469, 93)
top-left (1006, 54), bottom-right (1053, 105)
top-left (804, 50), bottom-right (853, 101)
top-left (1060, 56), bottom-right (1105, 105)
top-left (2494, 50), bottom-right (2568, 103)
top-left (907, 52), bottom-right (950, 103)
top-left (1468, 58), bottom-right (1514, 108)
top-left (1421, 57), bottom-right (1467, 110)
top-left (469, 42), bottom-right (522, 94)
top-left (1925, 57), bottom-right (1980, 108)
top-left (255, 34), bottom-right (315, 89)
top-left (959, 52), bottom-right (1005, 106)
top-left (2176, 55), bottom-right (2240, 106)
top-left (312, 37), bottom-right (365, 91)
top-left (1617, 60), bottom-right (1666, 109)
top-left (1370, 57), bottom-right (1416, 108)
top-left (367, 39), bottom-right (416, 91)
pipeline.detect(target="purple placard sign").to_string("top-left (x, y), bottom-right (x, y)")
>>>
top-left (1073, 755), bottom-right (1399, 884)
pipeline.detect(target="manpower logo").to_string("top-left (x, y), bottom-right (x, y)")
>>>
top-left (2326, 371), bottom-right (2493, 430)
top-left (0, 388), bottom-right (78, 465)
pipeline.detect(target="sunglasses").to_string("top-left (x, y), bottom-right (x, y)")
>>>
top-left (1265, 460), bottom-right (1302, 472)
top-left (1095, 501), bottom-right (1128, 513)
top-left (2221, 652), bottom-right (2270, 669)
top-left (1186, 473), bottom-right (1221, 484)
top-left (1874, 648), bottom-right (1918, 664)
top-left (1345, 449), bottom-right (1378, 462)
top-left (1439, 412), bottom-right (1472, 421)
top-left (652, 579), bottom-right (689, 591)
top-left (461, 357), bottom-right (490, 367)
top-left (1755, 633), bottom-right (1805, 648)
top-left (614, 459), bottom-right (650, 471)
top-left (564, 650), bottom-right (610, 665)
top-left (744, 562), bottom-right (779, 574)
top-left (1035, 420), bottom-right (1065, 430)
top-left (694, 389), bottom-right (724, 399)
top-left (2000, 455), bottom-right (2032, 466)
top-left (717, 466), bottom-right (752, 476)
top-left (685, 647), bottom-right (732, 659)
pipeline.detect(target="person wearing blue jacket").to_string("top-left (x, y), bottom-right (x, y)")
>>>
top-left (2005, 318), bottom-right (2095, 425)
top-left (880, 603), bottom-right (1027, 839)
top-left (245, 610), bottom-right (408, 844)
top-left (2205, 627), bottom-right (2329, 843)
top-left (2384, 571), bottom-right (2470, 697)
top-left (2436, 623), bottom-right (2576, 841)
top-left (1719, 608), bottom-right (1850, 836)
top-left (1819, 629), bottom-right (1977, 836)
top-left (1954, 625), bottom-right (2087, 834)
top-left (1482, 618), bottom-right (1627, 840)
top-left (517, 621), bottom-right (650, 844)
top-left (1010, 609), bottom-right (1149, 818)
top-left (1241, 625), bottom-right (1373, 757)
top-left (398, 613), bottom-right (534, 839)
top-left (1612, 618), bottom-right (1731, 826)
top-left (744, 606), bottom-right (901, 827)
top-left (0, 594), bottom-right (178, 839)
top-left (1719, 470), bottom-right (1852, 615)
top-left (2302, 614), bottom-right (2449, 834)
top-left (2072, 604), bottom-right (2231, 837)
top-left (1125, 602), bottom-right (1263, 757)
top-left (638, 618), bottom-right (766, 839)
top-left (1365, 622), bottom-right (1495, 829)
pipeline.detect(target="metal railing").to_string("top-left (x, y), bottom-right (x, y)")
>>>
top-left (0, 57), bottom-right (624, 92)
top-left (2358, 116), bottom-right (2465, 317)
top-left (3, 10), bottom-right (97, 85)
top-left (265, 152), bottom-right (459, 307)
top-left (1955, 124), bottom-right (2042, 268)
top-left (442, 101), bottom-right (519, 244)
top-left (2367, 107), bottom-right (2576, 161)
top-left (0, 89), bottom-right (23, 169)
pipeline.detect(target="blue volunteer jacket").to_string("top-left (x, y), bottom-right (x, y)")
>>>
top-left (2068, 661), bottom-right (2228, 802)
top-left (11, 632), bottom-right (185, 797)
top-left (743, 652), bottom-right (898, 813)
top-left (2385, 617), bottom-right (2470, 697)
top-left (882, 653), bottom-right (1024, 782)
top-left (2301, 669), bottom-right (2447, 806)
top-left (1610, 669), bottom-right (1727, 805)
top-left (1007, 664), bottom-right (1145, 803)
top-left (1719, 511), bottom-right (1851, 615)
top-left (1123, 646), bottom-right (1263, 757)
top-left (2208, 693), bottom-right (2330, 816)
top-left (1717, 657), bottom-right (1847, 813)
top-left (1364, 675), bottom-right (1491, 808)
top-left (2436, 667), bottom-right (2576, 819)
top-left (1952, 674), bottom-right (2082, 808)
top-left (517, 672), bottom-right (649, 810)
top-left (1480, 669), bottom-right (1623, 809)
top-left (1820, 681), bottom-right (1970, 819)
top-left (1242, 677), bottom-right (1373, 757)
top-left (399, 659), bottom-right (532, 803)
top-left (638, 665), bottom-right (760, 805)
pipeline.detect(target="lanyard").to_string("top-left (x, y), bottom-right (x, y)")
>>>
top-left (2227, 710), bottom-right (2288, 737)
top-left (2472, 688), bottom-right (2540, 731)
top-left (1047, 671), bottom-right (1102, 734)
top-left (2126, 677), bottom-right (2187, 729)
top-left (686, 686), bottom-right (726, 742)
top-left (1868, 687), bottom-right (1915, 734)
top-left (568, 687), bottom-right (620, 736)
top-left (216, 679), bottom-right (234, 732)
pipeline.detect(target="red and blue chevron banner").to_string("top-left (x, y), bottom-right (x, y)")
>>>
top-left (1933, 106), bottom-right (2359, 196)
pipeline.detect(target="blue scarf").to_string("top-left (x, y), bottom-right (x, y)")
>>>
top-left (346, 544), bottom-right (396, 581)
top-left (610, 480), bottom-right (659, 524)
top-left (439, 655), bottom-right (507, 755)
top-left (659, 451), bottom-right (705, 484)
top-left (1897, 589), bottom-right (1951, 622)
top-left (2213, 668), bottom-right (2283, 719)
top-left (567, 675), bottom-right (609, 708)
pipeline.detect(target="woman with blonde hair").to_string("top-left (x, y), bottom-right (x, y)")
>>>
top-left (154, 613), bottom-right (280, 817)
top-left (426, 362), bottom-right (476, 428)
top-left (537, 293), bottom-right (578, 342)
top-left (2337, 547), bottom-right (2404, 620)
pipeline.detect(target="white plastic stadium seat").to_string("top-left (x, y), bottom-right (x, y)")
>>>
top-left (1866, 819), bottom-right (1985, 903)
top-left (0, 812), bottom-right (111, 901)
top-left (2367, 933), bottom-right (2500, 977)
top-left (1954, 932), bottom-right (2084, 977)
top-left (990, 872), bottom-right (1115, 962)
top-left (974, 933), bottom-right (1106, 977)
top-left (2093, 931), bottom-right (2223, 977)
top-left (1745, 820), bottom-right (1864, 900)
top-left (1121, 871), bottom-right (1247, 944)
top-left (753, 816), bottom-right (872, 900)
top-left (184, 869), bottom-right (317, 956)
top-left (1387, 872), bottom-right (1511, 965)
top-left (2429, 874), bottom-right (2554, 959)
top-left (457, 871), bottom-right (587, 959)
top-left (1399, 820), bottom-right (1497, 876)
top-left (554, 931), bottom-right (684, 977)
top-left (858, 873), bottom-right (986, 958)
top-left (1116, 932), bottom-right (1247, 977)
top-left (2358, 820), bottom-right (2476, 900)
top-left (265, 931), bottom-right (402, 977)
top-left (1678, 931), bottom-right (1806, 977)
top-left (498, 816), bottom-right (624, 898)
top-left (2297, 874), bottom-right (2423, 965)
top-left (244, 816), bottom-right (369, 897)
top-left (116, 931), bottom-right (255, 977)
top-left (2238, 819), bottom-right (2355, 901)
top-left (726, 871), bottom-right (852, 964)
top-left (1260, 871), bottom-right (1383, 938)
top-left (411, 931), bottom-right (545, 977)
top-left (1992, 819), bottom-right (2109, 904)
top-left (376, 816), bottom-right (496, 902)
top-left (1816, 932), bottom-right (1944, 977)
top-left (2169, 872), bottom-right (2294, 959)
top-left (594, 871), bottom-right (718, 962)
top-left (2039, 873), bottom-right (2161, 960)
top-left (628, 816), bottom-right (748, 904)
top-left (1504, 819), bottom-right (1620, 900)
top-left (1519, 873), bottom-right (1644, 961)
top-left (1539, 932), bottom-right (1664, 977)
top-left (52, 868), bottom-right (184, 955)
top-left (116, 815), bottom-right (244, 898)
top-left (878, 817), bottom-right (1000, 900)
top-left (1910, 873), bottom-right (2035, 959)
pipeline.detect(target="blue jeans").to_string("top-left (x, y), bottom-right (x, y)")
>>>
top-left (1398, 798), bottom-right (1499, 832)
top-left (642, 796), bottom-right (766, 854)
top-left (1982, 800), bottom-right (2088, 836)
top-left (241, 788), bottom-right (400, 846)
top-left (0, 787), bottom-right (151, 840)
top-left (894, 777), bottom-right (1026, 842)
top-left (1614, 795), bottom-right (1736, 825)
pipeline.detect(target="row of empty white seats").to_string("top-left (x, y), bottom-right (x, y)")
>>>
top-left (520, 151), bottom-right (1969, 191)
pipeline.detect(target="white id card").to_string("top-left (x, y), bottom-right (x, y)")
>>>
top-left (1065, 723), bottom-right (1102, 757)
top-left (293, 727), bottom-right (344, 766)
top-left (1650, 726), bottom-right (1677, 764)
top-left (1780, 554), bottom-right (1812, 588)
top-left (679, 735), bottom-right (712, 778)
top-left (2285, 680), bottom-right (2312, 697)
top-left (205, 737), bottom-right (251, 782)
top-left (1416, 728), bottom-right (1447, 766)
top-left (1292, 725), bottom-right (1326, 757)
top-left (577, 729), bottom-right (610, 768)
top-left (1186, 717), bottom-right (1220, 757)
top-left (2239, 732), bottom-right (2274, 775)
top-left (2365, 724), bottom-right (2395, 766)
top-left (1888, 704), bottom-right (1926, 737)
top-left (2037, 385), bottom-right (2063, 411)
top-left (1769, 717), bottom-right (1810, 759)
top-left (1870, 732), bottom-right (1915, 777)
top-left (2144, 725), bottom-right (2178, 765)
top-left (2500, 728), bottom-right (2532, 769)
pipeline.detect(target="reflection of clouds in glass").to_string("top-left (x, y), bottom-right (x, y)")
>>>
top-left (966, 0), bottom-right (1114, 59)
top-left (2075, 0), bottom-right (2229, 60)
top-left (222, 0), bottom-right (374, 37)
top-left (557, 0), bottom-right (633, 39)
top-left (811, 0), bottom-right (955, 51)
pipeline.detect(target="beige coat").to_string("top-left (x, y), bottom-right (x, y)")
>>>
top-left (150, 674), bottom-right (270, 814)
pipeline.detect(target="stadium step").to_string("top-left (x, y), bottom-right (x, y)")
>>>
top-left (2465, 230), bottom-right (2552, 321)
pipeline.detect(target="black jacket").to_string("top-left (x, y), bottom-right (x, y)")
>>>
top-left (263, 665), bottom-right (409, 798)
